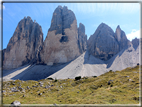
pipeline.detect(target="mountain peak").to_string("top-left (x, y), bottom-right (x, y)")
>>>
top-left (114, 25), bottom-right (128, 50)
top-left (99, 22), bottom-right (107, 27)
top-left (3, 17), bottom-right (43, 70)
top-left (88, 22), bottom-right (119, 61)
top-left (116, 25), bottom-right (120, 29)
top-left (40, 5), bottom-right (80, 65)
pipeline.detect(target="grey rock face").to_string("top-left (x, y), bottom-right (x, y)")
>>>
top-left (40, 6), bottom-right (80, 65)
top-left (49, 6), bottom-right (76, 35)
top-left (78, 23), bottom-right (87, 53)
top-left (3, 16), bottom-right (43, 70)
top-left (88, 23), bottom-right (119, 61)
top-left (132, 38), bottom-right (139, 50)
top-left (114, 25), bottom-right (129, 51)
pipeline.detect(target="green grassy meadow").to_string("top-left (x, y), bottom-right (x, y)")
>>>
top-left (2, 65), bottom-right (141, 104)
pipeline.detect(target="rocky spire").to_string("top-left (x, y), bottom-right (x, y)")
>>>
top-left (3, 16), bottom-right (43, 69)
top-left (87, 23), bottom-right (119, 61)
top-left (114, 25), bottom-right (129, 51)
top-left (78, 23), bottom-right (87, 53)
top-left (40, 6), bottom-right (80, 65)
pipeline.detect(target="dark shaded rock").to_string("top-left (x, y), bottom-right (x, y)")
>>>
top-left (78, 23), bottom-right (87, 53)
top-left (38, 93), bottom-right (42, 95)
top-left (3, 16), bottom-right (43, 70)
top-left (88, 23), bottom-right (119, 61)
top-left (114, 25), bottom-right (129, 51)
top-left (39, 82), bottom-right (43, 85)
top-left (132, 38), bottom-right (139, 50)
top-left (47, 78), bottom-right (54, 80)
top-left (59, 36), bottom-right (68, 43)
top-left (108, 80), bottom-right (113, 85)
top-left (75, 76), bottom-right (81, 81)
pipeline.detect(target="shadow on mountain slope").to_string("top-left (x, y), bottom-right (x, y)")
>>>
top-left (11, 63), bottom-right (70, 81)
top-left (106, 45), bottom-right (140, 71)
top-left (105, 47), bottom-right (127, 69)
top-left (2, 62), bottom-right (70, 81)
top-left (83, 51), bottom-right (106, 65)
top-left (3, 64), bottom-right (31, 77)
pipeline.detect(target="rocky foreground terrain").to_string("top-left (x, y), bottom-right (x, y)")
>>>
top-left (2, 5), bottom-right (141, 81)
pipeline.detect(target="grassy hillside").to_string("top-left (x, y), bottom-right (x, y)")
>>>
top-left (2, 65), bottom-right (141, 104)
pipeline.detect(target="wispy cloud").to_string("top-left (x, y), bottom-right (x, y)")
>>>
top-left (126, 29), bottom-right (140, 41)
top-left (66, 3), bottom-right (140, 15)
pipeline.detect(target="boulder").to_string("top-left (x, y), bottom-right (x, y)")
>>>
top-left (78, 23), bottom-right (87, 53)
top-left (3, 16), bottom-right (43, 70)
top-left (87, 23), bottom-right (119, 61)
top-left (40, 6), bottom-right (80, 65)
top-left (11, 100), bottom-right (21, 107)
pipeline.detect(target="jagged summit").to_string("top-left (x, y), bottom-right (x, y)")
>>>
top-left (114, 25), bottom-right (129, 51)
top-left (87, 23), bottom-right (130, 61)
top-left (88, 23), bottom-right (119, 61)
top-left (78, 23), bottom-right (87, 53)
top-left (40, 5), bottom-right (83, 65)
top-left (48, 5), bottom-right (76, 35)
top-left (3, 16), bottom-right (43, 70)
top-left (97, 22), bottom-right (113, 29)
top-left (116, 25), bottom-right (120, 29)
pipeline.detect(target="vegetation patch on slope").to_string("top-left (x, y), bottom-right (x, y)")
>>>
top-left (2, 65), bottom-right (141, 104)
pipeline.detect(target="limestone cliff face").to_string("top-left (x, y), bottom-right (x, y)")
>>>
top-left (3, 16), bottom-right (43, 69)
top-left (40, 6), bottom-right (80, 65)
top-left (87, 23), bottom-right (120, 61)
top-left (114, 25), bottom-right (129, 51)
top-left (87, 23), bottom-right (130, 61)
top-left (78, 23), bottom-right (87, 54)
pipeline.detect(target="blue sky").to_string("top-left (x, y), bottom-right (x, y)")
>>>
top-left (2, 3), bottom-right (140, 49)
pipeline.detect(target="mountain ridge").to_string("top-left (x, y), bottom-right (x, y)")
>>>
top-left (2, 5), bottom-right (140, 80)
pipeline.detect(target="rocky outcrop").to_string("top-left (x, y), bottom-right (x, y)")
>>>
top-left (78, 23), bottom-right (87, 54)
top-left (40, 6), bottom-right (80, 65)
top-left (114, 25), bottom-right (129, 51)
top-left (87, 23), bottom-right (119, 61)
top-left (3, 16), bottom-right (43, 70)
top-left (132, 38), bottom-right (139, 50)
top-left (87, 23), bottom-right (130, 61)
top-left (48, 6), bottom-right (76, 35)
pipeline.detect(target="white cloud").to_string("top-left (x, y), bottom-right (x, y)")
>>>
top-left (126, 29), bottom-right (140, 41)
